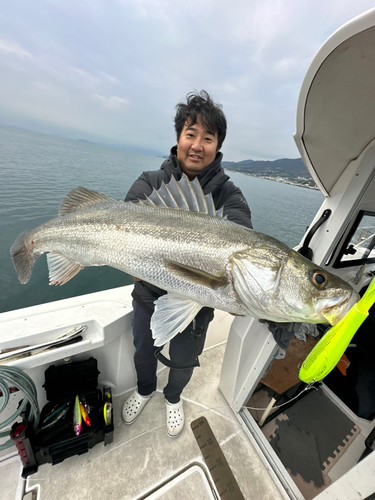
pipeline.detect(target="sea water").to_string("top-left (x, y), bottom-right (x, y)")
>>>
top-left (0, 126), bottom-right (324, 314)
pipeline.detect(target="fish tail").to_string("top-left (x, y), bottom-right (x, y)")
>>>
top-left (10, 230), bottom-right (39, 284)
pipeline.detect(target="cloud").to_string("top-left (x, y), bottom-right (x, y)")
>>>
top-left (97, 71), bottom-right (119, 85)
top-left (0, 0), bottom-right (374, 161)
top-left (92, 94), bottom-right (129, 109)
top-left (0, 38), bottom-right (32, 59)
top-left (70, 67), bottom-right (101, 87)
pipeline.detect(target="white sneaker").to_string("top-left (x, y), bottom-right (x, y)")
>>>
top-left (165, 399), bottom-right (184, 438)
top-left (121, 389), bottom-right (154, 425)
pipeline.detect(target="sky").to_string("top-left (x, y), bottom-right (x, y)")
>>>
top-left (0, 1), bottom-right (374, 162)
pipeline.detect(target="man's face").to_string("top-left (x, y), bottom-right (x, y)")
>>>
top-left (176, 117), bottom-right (219, 180)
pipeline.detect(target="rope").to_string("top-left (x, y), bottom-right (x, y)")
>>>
top-left (0, 365), bottom-right (40, 451)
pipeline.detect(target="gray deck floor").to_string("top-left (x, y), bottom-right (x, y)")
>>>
top-left (3, 341), bottom-right (285, 500)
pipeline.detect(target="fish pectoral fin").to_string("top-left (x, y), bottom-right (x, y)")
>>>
top-left (151, 294), bottom-right (202, 347)
top-left (164, 260), bottom-right (228, 289)
top-left (46, 253), bottom-right (84, 285)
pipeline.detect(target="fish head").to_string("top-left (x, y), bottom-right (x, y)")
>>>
top-left (231, 241), bottom-right (360, 325)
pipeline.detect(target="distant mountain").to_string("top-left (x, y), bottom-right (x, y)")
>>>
top-left (222, 157), bottom-right (317, 189)
top-left (223, 157), bottom-right (307, 175)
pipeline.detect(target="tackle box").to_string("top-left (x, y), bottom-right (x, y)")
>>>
top-left (11, 357), bottom-right (114, 477)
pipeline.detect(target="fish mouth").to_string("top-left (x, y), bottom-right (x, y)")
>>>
top-left (317, 290), bottom-right (360, 325)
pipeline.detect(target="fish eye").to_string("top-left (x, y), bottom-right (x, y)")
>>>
top-left (311, 270), bottom-right (329, 288)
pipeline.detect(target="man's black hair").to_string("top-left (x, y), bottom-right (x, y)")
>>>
top-left (174, 90), bottom-right (227, 151)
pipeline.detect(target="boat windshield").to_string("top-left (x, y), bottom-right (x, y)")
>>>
top-left (335, 211), bottom-right (375, 267)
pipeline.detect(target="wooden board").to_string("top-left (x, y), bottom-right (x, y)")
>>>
top-left (260, 336), bottom-right (318, 394)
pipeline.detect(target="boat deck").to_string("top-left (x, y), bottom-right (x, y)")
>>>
top-left (2, 311), bottom-right (286, 500)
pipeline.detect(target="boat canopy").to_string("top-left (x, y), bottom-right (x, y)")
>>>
top-left (294, 8), bottom-right (375, 196)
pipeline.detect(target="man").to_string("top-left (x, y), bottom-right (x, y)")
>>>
top-left (121, 90), bottom-right (252, 438)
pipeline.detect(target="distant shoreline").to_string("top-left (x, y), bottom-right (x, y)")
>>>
top-left (225, 169), bottom-right (319, 191)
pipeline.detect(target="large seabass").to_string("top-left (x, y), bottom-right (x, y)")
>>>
top-left (10, 174), bottom-right (359, 346)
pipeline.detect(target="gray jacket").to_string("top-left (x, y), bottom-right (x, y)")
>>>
top-left (125, 146), bottom-right (252, 313)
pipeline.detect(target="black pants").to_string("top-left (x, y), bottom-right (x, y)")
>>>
top-left (131, 300), bottom-right (214, 404)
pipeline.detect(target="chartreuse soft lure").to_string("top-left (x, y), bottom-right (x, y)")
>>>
top-left (299, 277), bottom-right (375, 383)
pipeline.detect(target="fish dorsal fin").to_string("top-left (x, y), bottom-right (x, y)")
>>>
top-left (59, 187), bottom-right (115, 216)
top-left (216, 207), bottom-right (224, 218)
top-left (137, 174), bottom-right (221, 217)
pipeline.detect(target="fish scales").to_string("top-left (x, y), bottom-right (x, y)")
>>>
top-left (28, 200), bottom-right (252, 313)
